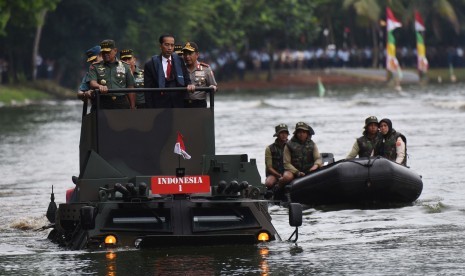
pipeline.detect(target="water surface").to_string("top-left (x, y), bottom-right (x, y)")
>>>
top-left (1, 84), bottom-right (464, 275)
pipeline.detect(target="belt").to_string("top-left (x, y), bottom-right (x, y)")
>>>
top-left (100, 95), bottom-right (130, 109)
top-left (101, 95), bottom-right (128, 103)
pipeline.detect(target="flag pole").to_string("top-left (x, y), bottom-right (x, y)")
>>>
top-left (415, 10), bottom-right (429, 84)
top-left (174, 131), bottom-right (188, 177)
top-left (176, 155), bottom-right (185, 177)
top-left (386, 7), bottom-right (402, 91)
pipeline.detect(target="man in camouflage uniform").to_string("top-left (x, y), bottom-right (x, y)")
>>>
top-left (120, 49), bottom-right (145, 108)
top-left (281, 122), bottom-right (323, 187)
top-left (182, 41), bottom-right (217, 108)
top-left (88, 39), bottom-right (136, 109)
top-left (346, 116), bottom-right (382, 159)
top-left (264, 124), bottom-right (289, 192)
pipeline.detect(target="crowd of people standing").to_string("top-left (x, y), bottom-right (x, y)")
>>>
top-left (200, 45), bottom-right (465, 81)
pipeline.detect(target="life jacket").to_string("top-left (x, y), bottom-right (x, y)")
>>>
top-left (286, 136), bottom-right (316, 172)
top-left (267, 140), bottom-right (285, 176)
top-left (381, 130), bottom-right (407, 165)
top-left (356, 132), bottom-right (382, 158)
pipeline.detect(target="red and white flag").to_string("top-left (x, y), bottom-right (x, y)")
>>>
top-left (174, 132), bottom-right (191, 159)
top-left (414, 10), bottom-right (425, 32)
top-left (387, 8), bottom-right (402, 32)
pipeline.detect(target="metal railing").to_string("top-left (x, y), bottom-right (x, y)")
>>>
top-left (83, 87), bottom-right (215, 116)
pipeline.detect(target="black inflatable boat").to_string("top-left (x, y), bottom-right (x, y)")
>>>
top-left (289, 156), bottom-right (423, 206)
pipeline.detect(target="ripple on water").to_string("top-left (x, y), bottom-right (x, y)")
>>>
top-left (1, 86), bottom-right (465, 274)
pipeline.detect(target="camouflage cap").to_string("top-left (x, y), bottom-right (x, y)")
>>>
top-left (364, 116), bottom-right (379, 128)
top-left (293, 122), bottom-right (315, 135)
top-left (273, 123), bottom-right (289, 137)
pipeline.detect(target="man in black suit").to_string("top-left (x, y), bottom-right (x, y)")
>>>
top-left (144, 34), bottom-right (195, 108)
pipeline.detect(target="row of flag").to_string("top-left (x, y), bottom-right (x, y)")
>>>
top-left (386, 8), bottom-right (428, 78)
top-left (318, 8), bottom-right (427, 96)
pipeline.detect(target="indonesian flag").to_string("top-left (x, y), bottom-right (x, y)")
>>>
top-left (386, 8), bottom-right (402, 74)
top-left (174, 132), bottom-right (191, 159)
top-left (415, 11), bottom-right (428, 73)
top-left (387, 8), bottom-right (402, 32)
top-left (415, 11), bottom-right (425, 32)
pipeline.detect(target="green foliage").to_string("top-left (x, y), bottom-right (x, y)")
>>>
top-left (2, 0), bottom-right (465, 88)
top-left (0, 85), bottom-right (52, 103)
top-left (343, 0), bottom-right (382, 27)
top-left (0, 0), bottom-right (60, 35)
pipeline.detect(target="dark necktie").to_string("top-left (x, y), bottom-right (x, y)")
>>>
top-left (166, 59), bottom-right (172, 79)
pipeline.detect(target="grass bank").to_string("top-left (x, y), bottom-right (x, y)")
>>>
top-left (0, 80), bottom-right (75, 106)
top-left (0, 85), bottom-right (51, 105)
top-left (1, 68), bottom-right (464, 105)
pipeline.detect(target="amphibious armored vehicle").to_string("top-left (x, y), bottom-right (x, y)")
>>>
top-left (46, 88), bottom-right (301, 250)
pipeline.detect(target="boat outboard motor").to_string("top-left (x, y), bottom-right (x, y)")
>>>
top-left (46, 186), bottom-right (57, 223)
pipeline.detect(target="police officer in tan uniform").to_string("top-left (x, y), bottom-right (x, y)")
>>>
top-left (182, 42), bottom-right (217, 108)
top-left (88, 39), bottom-right (136, 109)
top-left (120, 49), bottom-right (145, 108)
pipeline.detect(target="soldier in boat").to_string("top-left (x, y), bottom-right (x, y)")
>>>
top-left (264, 124), bottom-right (289, 197)
top-left (346, 116), bottom-right (382, 159)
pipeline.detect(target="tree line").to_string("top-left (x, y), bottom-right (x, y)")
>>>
top-left (0, 0), bottom-right (464, 88)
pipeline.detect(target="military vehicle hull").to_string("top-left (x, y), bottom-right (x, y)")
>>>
top-left (48, 197), bottom-right (278, 250)
top-left (46, 89), bottom-right (295, 249)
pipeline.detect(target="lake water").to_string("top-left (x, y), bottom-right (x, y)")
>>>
top-left (1, 84), bottom-right (464, 275)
